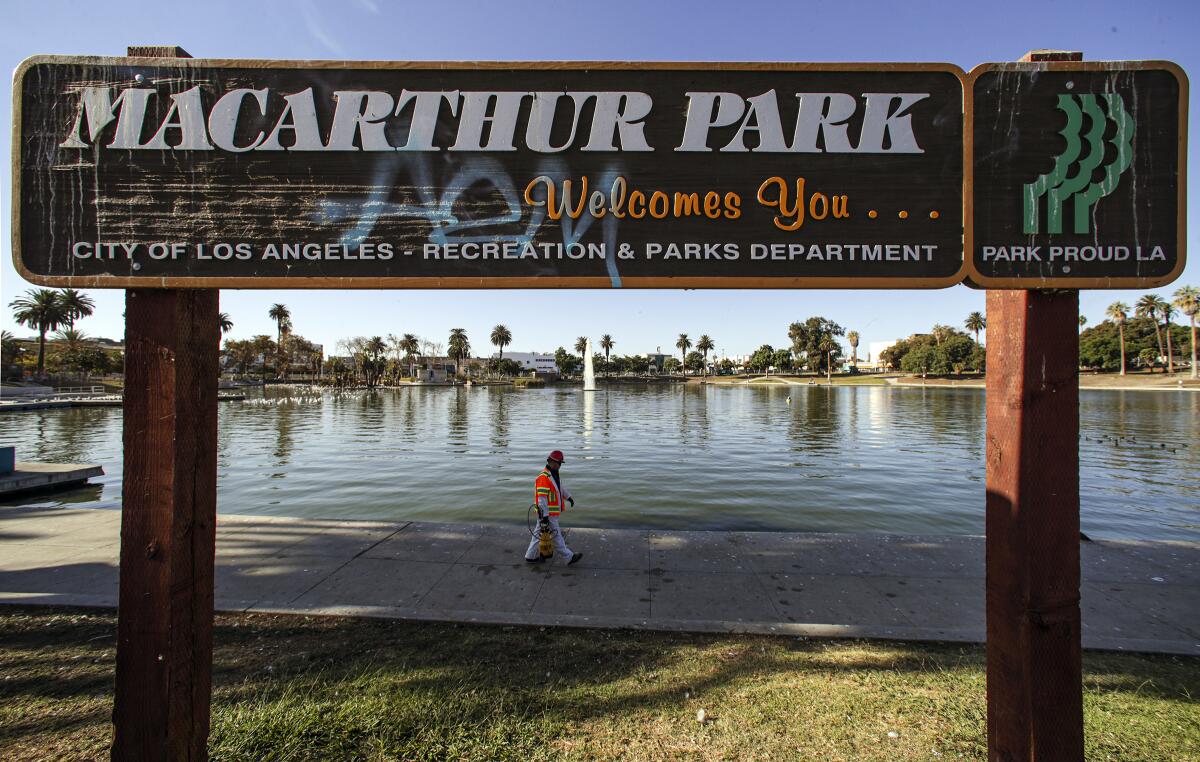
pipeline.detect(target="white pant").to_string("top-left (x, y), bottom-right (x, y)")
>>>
top-left (525, 514), bottom-right (573, 560)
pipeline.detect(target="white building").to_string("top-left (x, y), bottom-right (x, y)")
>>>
top-left (495, 352), bottom-right (557, 374)
top-left (863, 340), bottom-right (899, 371)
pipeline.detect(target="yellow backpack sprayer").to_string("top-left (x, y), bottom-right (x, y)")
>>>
top-left (538, 515), bottom-right (553, 557)
top-left (528, 503), bottom-right (554, 557)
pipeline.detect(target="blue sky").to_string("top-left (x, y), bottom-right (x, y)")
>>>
top-left (2, 0), bottom-right (1196, 358)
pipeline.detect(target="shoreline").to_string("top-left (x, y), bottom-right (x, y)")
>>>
top-left (700, 373), bottom-right (1200, 392)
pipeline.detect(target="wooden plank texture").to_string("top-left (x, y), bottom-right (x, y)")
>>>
top-left (13, 59), bottom-right (966, 289)
top-left (113, 288), bottom-right (218, 760)
top-left (984, 288), bottom-right (1083, 760)
top-left (112, 46), bottom-right (219, 759)
top-left (982, 51), bottom-right (1084, 762)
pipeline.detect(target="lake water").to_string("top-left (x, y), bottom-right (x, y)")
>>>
top-left (3, 384), bottom-right (1197, 541)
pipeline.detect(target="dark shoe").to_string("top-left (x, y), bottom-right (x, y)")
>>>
top-left (568, 552), bottom-right (583, 566)
top-left (525, 556), bottom-right (545, 564)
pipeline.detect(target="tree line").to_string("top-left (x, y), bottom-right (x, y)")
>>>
top-left (8, 286), bottom-right (1197, 385)
top-left (1082, 289), bottom-right (1198, 377)
top-left (220, 310), bottom-right (525, 387)
top-left (3, 287), bottom-right (118, 380)
top-left (548, 333), bottom-right (719, 377)
top-left (880, 322), bottom-right (986, 377)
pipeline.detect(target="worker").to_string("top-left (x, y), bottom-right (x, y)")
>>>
top-left (524, 450), bottom-right (583, 565)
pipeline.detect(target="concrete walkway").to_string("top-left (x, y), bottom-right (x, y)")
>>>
top-left (0, 506), bottom-right (1196, 655)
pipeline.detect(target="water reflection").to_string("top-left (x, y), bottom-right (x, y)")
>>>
top-left (393, 389), bottom-right (410, 440)
top-left (490, 387), bottom-right (511, 452)
top-left (3, 483), bottom-right (105, 510)
top-left (447, 388), bottom-right (469, 453)
top-left (2, 386), bottom-right (1196, 541)
top-left (787, 386), bottom-right (840, 453)
top-left (683, 385), bottom-right (711, 445)
top-left (272, 402), bottom-right (296, 467)
top-left (600, 391), bottom-right (613, 445)
top-left (582, 389), bottom-right (594, 448)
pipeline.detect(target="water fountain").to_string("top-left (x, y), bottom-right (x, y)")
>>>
top-left (583, 338), bottom-right (597, 392)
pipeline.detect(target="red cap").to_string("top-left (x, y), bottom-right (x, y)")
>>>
top-left (548, 450), bottom-right (565, 463)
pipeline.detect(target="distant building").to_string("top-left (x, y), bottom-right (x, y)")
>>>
top-left (864, 340), bottom-right (899, 371)
top-left (419, 357), bottom-right (458, 382)
top-left (495, 352), bottom-right (557, 375)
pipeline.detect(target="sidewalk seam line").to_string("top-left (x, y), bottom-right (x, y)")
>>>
top-left (750, 558), bottom-right (791, 624)
top-left (410, 531), bottom-right (485, 609)
top-left (282, 525), bottom-right (408, 605)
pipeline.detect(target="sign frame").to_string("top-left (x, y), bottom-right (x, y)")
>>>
top-left (12, 55), bottom-right (969, 290)
top-left (963, 59), bottom-right (1188, 290)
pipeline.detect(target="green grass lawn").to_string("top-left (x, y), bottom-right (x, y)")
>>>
top-left (826, 375), bottom-right (891, 385)
top-left (1, 608), bottom-right (1196, 761)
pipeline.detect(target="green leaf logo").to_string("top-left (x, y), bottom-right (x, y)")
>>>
top-left (1023, 93), bottom-right (1135, 235)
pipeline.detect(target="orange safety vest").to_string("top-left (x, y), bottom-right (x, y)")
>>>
top-left (534, 468), bottom-right (562, 517)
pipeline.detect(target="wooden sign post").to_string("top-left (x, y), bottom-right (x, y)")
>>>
top-left (983, 49), bottom-right (1084, 762)
top-left (985, 286), bottom-right (1083, 759)
top-left (111, 45), bottom-right (220, 762)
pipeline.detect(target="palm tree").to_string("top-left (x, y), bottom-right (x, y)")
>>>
top-left (931, 324), bottom-right (952, 346)
top-left (54, 327), bottom-right (88, 351)
top-left (696, 335), bottom-right (715, 377)
top-left (267, 303), bottom-right (291, 377)
top-left (600, 334), bottom-right (614, 375)
top-left (218, 312), bottom-right (233, 335)
top-left (676, 334), bottom-right (691, 374)
top-left (1173, 286), bottom-right (1199, 379)
top-left (1161, 303), bottom-right (1177, 374)
top-left (59, 289), bottom-right (96, 327)
top-left (1135, 294), bottom-right (1168, 367)
top-left (365, 336), bottom-right (386, 354)
top-left (818, 335), bottom-right (838, 383)
top-left (574, 336), bottom-right (588, 356)
top-left (365, 335), bottom-right (387, 386)
top-left (305, 339), bottom-right (324, 379)
top-left (490, 325), bottom-right (512, 368)
top-left (1, 330), bottom-right (25, 374)
top-left (448, 328), bottom-right (470, 379)
top-left (964, 312), bottom-right (986, 346)
top-left (401, 333), bottom-right (420, 378)
top-left (385, 333), bottom-right (402, 382)
top-left (53, 328), bottom-right (89, 380)
top-left (1106, 302), bottom-right (1129, 375)
top-left (846, 331), bottom-right (860, 364)
top-left (10, 288), bottom-right (69, 376)
top-left (1078, 315), bottom-right (1087, 329)
top-left (250, 335), bottom-right (275, 381)
top-left (268, 303), bottom-right (291, 343)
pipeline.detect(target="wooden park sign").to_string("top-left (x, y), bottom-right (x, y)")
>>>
top-left (13, 58), bottom-right (967, 288)
top-left (5, 49), bottom-right (1191, 762)
top-left (11, 57), bottom-right (1190, 290)
top-left (967, 60), bottom-right (1188, 288)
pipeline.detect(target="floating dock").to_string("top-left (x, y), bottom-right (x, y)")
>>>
top-left (0, 462), bottom-right (104, 498)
